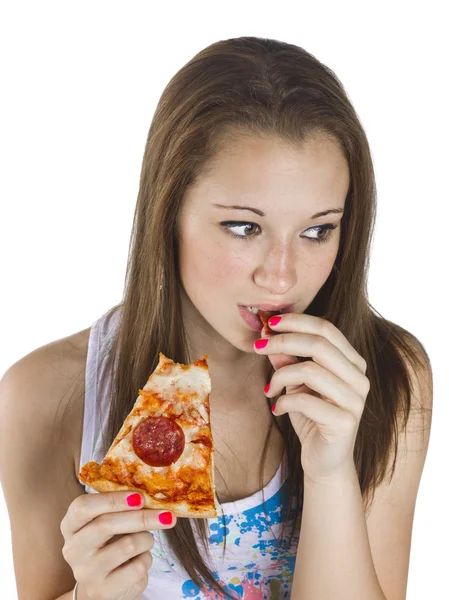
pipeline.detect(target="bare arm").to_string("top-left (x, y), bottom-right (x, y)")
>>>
top-left (0, 346), bottom-right (85, 600)
top-left (291, 464), bottom-right (386, 600)
top-left (291, 350), bottom-right (432, 600)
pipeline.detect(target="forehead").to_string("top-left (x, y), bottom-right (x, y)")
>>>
top-left (184, 133), bottom-right (349, 210)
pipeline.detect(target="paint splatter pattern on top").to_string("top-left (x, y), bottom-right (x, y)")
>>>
top-left (146, 475), bottom-right (302, 599)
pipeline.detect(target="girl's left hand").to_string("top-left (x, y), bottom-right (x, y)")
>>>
top-left (255, 313), bottom-right (370, 484)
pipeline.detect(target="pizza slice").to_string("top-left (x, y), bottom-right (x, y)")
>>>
top-left (79, 352), bottom-right (223, 518)
top-left (258, 310), bottom-right (277, 335)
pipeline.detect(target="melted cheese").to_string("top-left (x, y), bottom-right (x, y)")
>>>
top-left (102, 353), bottom-right (214, 502)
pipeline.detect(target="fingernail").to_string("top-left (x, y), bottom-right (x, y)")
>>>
top-left (264, 383), bottom-right (270, 394)
top-left (268, 316), bottom-right (282, 327)
top-left (271, 404), bottom-right (277, 413)
top-left (254, 339), bottom-right (269, 349)
top-left (127, 493), bottom-right (142, 507)
top-left (158, 511), bottom-right (173, 525)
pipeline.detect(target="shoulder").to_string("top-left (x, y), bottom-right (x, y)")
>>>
top-left (376, 319), bottom-right (433, 419)
top-left (394, 328), bottom-right (433, 420)
top-left (384, 324), bottom-right (433, 451)
top-left (1, 326), bottom-right (91, 410)
top-left (401, 332), bottom-right (433, 453)
top-left (2, 325), bottom-right (91, 378)
top-left (0, 326), bottom-right (92, 469)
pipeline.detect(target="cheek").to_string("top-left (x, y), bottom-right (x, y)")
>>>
top-left (202, 253), bottom-right (248, 285)
top-left (300, 248), bottom-right (338, 291)
top-left (179, 233), bottom-right (245, 288)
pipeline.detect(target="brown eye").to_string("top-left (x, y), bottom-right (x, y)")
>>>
top-left (303, 224), bottom-right (338, 244)
top-left (220, 222), bottom-right (260, 240)
top-left (220, 221), bottom-right (337, 244)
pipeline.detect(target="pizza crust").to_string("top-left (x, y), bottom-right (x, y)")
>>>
top-left (79, 460), bottom-right (222, 518)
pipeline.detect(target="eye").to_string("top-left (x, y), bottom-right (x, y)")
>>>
top-left (220, 221), bottom-right (338, 245)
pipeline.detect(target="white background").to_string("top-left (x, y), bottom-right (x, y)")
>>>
top-left (1, 1), bottom-right (447, 598)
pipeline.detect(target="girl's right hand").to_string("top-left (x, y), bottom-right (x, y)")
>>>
top-left (60, 491), bottom-right (177, 600)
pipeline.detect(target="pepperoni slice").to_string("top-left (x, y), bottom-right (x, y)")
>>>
top-left (132, 416), bottom-right (185, 467)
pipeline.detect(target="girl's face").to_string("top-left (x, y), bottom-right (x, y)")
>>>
top-left (177, 133), bottom-right (349, 365)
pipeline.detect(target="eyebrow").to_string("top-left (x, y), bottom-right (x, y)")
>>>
top-left (212, 204), bottom-right (344, 219)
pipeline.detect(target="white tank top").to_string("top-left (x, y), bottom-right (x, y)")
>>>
top-left (77, 308), bottom-right (301, 599)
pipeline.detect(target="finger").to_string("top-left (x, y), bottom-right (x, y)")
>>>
top-left (261, 322), bottom-right (300, 371)
top-left (95, 530), bottom-right (154, 576)
top-left (266, 313), bottom-right (367, 374)
top-left (266, 361), bottom-right (364, 416)
top-left (77, 508), bottom-right (176, 552)
top-left (256, 332), bottom-right (368, 393)
top-left (61, 491), bottom-right (144, 538)
top-left (267, 351), bottom-right (299, 372)
top-left (273, 391), bottom-right (356, 430)
top-left (104, 548), bottom-right (153, 597)
top-left (63, 507), bottom-right (175, 566)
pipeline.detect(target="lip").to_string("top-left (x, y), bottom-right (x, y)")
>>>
top-left (240, 303), bottom-right (294, 313)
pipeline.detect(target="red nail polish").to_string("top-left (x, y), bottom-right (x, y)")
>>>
top-left (127, 493), bottom-right (142, 507)
top-left (264, 383), bottom-right (270, 394)
top-left (271, 404), bottom-right (277, 413)
top-left (255, 339), bottom-right (268, 349)
top-left (268, 316), bottom-right (282, 327)
top-left (158, 511), bottom-right (173, 525)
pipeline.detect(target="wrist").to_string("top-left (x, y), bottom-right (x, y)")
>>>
top-left (303, 461), bottom-right (358, 488)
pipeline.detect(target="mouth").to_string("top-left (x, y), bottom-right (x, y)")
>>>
top-left (240, 303), bottom-right (295, 316)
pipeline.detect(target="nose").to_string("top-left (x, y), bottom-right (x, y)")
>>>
top-left (253, 247), bottom-right (297, 293)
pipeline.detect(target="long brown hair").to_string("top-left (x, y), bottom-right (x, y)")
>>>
top-left (98, 36), bottom-right (431, 598)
